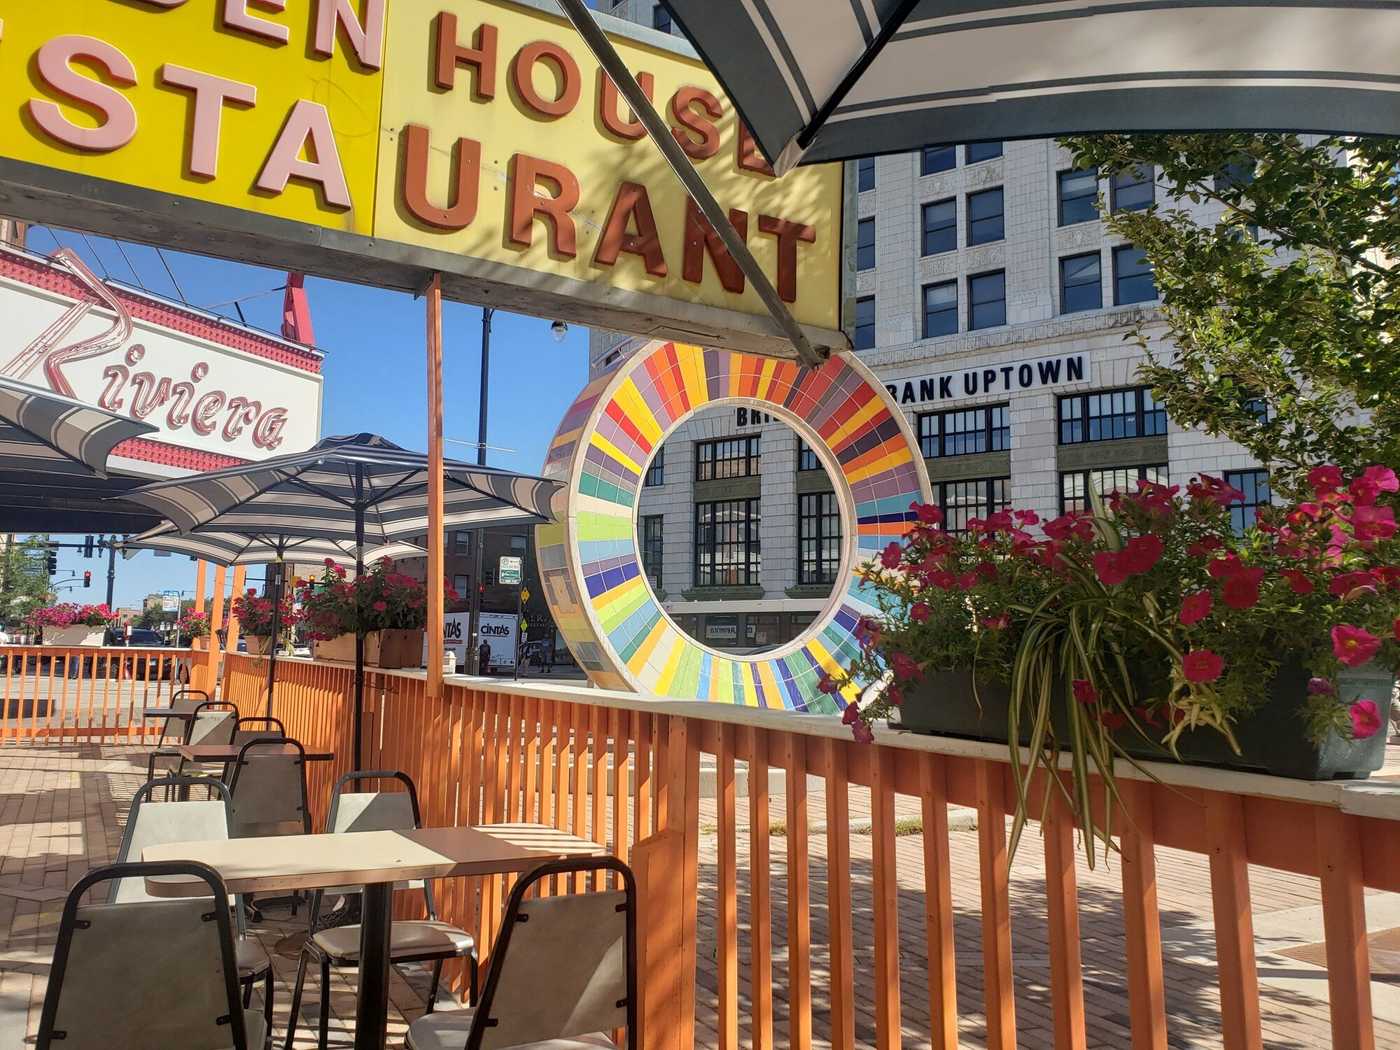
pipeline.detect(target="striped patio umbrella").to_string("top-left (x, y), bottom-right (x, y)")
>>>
top-left (0, 374), bottom-right (154, 479)
top-left (121, 522), bottom-right (425, 569)
top-left (122, 433), bottom-right (562, 766)
top-left (658, 1), bottom-right (1400, 172)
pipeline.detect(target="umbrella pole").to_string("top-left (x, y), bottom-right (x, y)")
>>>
top-left (425, 273), bottom-right (446, 699)
top-left (264, 560), bottom-right (283, 717)
top-left (353, 470), bottom-right (366, 773)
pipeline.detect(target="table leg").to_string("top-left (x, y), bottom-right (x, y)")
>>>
top-left (356, 881), bottom-right (394, 1050)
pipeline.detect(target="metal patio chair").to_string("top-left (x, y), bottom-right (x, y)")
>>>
top-left (227, 737), bottom-right (311, 840)
top-left (404, 856), bottom-right (636, 1050)
top-left (232, 715), bottom-right (286, 746)
top-left (110, 775), bottom-right (275, 1047)
top-left (283, 770), bottom-right (477, 1050)
top-left (37, 861), bottom-right (265, 1050)
top-left (146, 698), bottom-right (239, 789)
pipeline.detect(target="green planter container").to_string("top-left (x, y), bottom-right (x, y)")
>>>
top-left (895, 663), bottom-right (1391, 781)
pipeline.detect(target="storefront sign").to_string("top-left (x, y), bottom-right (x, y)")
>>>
top-left (0, 246), bottom-right (322, 474)
top-left (885, 352), bottom-right (1087, 408)
top-left (0, 0), bottom-right (843, 358)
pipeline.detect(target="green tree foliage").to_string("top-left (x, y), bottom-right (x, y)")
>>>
top-left (1061, 134), bottom-right (1400, 495)
top-left (0, 536), bottom-right (53, 629)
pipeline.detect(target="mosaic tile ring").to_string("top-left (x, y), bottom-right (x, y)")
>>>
top-left (535, 340), bottom-right (930, 712)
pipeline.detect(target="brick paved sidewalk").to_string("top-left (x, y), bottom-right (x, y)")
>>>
top-left (3, 742), bottom-right (1398, 1049)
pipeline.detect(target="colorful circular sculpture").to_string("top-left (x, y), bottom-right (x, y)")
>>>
top-left (536, 340), bottom-right (930, 712)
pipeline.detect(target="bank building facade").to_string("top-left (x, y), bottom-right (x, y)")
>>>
top-left (589, 1), bottom-right (1270, 655)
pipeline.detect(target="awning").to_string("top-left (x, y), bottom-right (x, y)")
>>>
top-left (660, 0), bottom-right (1400, 171)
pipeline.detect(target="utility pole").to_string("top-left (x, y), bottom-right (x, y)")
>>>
top-left (105, 535), bottom-right (117, 608)
top-left (467, 306), bottom-right (492, 674)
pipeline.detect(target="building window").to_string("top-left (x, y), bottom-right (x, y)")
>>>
top-left (452, 574), bottom-right (470, 597)
top-left (967, 187), bottom-right (1004, 245)
top-left (1214, 158), bottom-right (1255, 193)
top-left (857, 157), bottom-right (875, 192)
top-left (1059, 252), bottom-right (1102, 314)
top-left (510, 534), bottom-right (527, 552)
top-left (939, 477), bottom-right (1010, 534)
top-left (694, 499), bottom-right (760, 586)
top-left (1224, 469), bottom-right (1271, 533)
top-left (652, 4), bottom-right (672, 33)
top-left (644, 446), bottom-right (665, 487)
top-left (968, 270), bottom-right (1006, 330)
top-left (856, 217), bottom-right (875, 271)
top-left (1111, 165), bottom-right (1154, 212)
top-left (695, 436), bottom-right (760, 481)
top-left (1113, 245), bottom-right (1157, 305)
top-left (1058, 168), bottom-right (1098, 226)
top-left (921, 199), bottom-right (956, 256)
top-left (453, 530), bottom-right (471, 552)
top-left (797, 439), bottom-right (821, 472)
top-left (1058, 387), bottom-right (1168, 444)
top-left (921, 280), bottom-right (958, 339)
top-left (921, 145), bottom-right (956, 175)
top-left (1061, 466), bottom-right (1168, 515)
top-left (641, 514), bottom-right (664, 588)
top-left (965, 141), bottom-right (1002, 163)
top-left (854, 296), bottom-right (875, 350)
top-left (797, 491), bottom-right (841, 586)
top-left (919, 404), bottom-right (1010, 458)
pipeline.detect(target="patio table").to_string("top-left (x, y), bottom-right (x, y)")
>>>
top-left (176, 742), bottom-right (335, 763)
top-left (143, 823), bottom-right (605, 1050)
top-left (142, 705), bottom-right (198, 722)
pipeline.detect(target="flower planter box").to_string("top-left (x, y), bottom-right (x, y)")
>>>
top-left (313, 629), bottom-right (424, 669)
top-left (897, 663), bottom-right (1391, 781)
top-left (247, 635), bottom-right (276, 656)
top-left (189, 636), bottom-right (208, 651)
top-left (42, 626), bottom-right (105, 647)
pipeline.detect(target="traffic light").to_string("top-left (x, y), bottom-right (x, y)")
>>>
top-left (82, 535), bottom-right (94, 558)
top-left (45, 548), bottom-right (57, 575)
top-left (83, 570), bottom-right (92, 589)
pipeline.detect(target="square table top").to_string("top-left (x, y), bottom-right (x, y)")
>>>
top-left (177, 742), bottom-right (335, 762)
top-left (143, 706), bottom-right (198, 720)
top-left (142, 823), bottom-right (605, 897)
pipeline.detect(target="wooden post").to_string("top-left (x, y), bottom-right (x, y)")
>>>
top-left (1315, 808), bottom-right (1375, 1050)
top-left (203, 564), bottom-right (228, 694)
top-left (223, 566), bottom-right (246, 696)
top-left (425, 273), bottom-right (445, 698)
top-left (193, 560), bottom-right (208, 616)
top-left (1120, 780), bottom-right (1168, 1050)
top-left (1206, 793), bottom-right (1263, 1050)
top-left (1043, 782), bottom-right (1087, 1050)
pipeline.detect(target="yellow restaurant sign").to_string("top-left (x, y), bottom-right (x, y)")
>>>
top-left (0, 0), bottom-right (844, 357)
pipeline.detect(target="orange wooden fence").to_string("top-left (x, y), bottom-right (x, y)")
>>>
top-left (0, 645), bottom-right (196, 743)
top-left (219, 654), bottom-right (1400, 1050)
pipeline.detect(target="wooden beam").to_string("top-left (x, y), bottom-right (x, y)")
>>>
top-left (425, 272), bottom-right (445, 698)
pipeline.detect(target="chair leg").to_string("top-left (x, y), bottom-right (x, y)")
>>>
top-left (283, 951), bottom-right (309, 1050)
top-left (318, 957), bottom-right (331, 1050)
top-left (263, 969), bottom-right (275, 1050)
top-left (427, 960), bottom-right (444, 1014)
top-left (468, 950), bottom-right (479, 1007)
top-left (243, 973), bottom-right (254, 1009)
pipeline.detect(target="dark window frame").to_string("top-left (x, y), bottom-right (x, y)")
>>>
top-left (797, 490), bottom-right (842, 586)
top-left (1057, 167), bottom-right (1098, 225)
top-left (857, 157), bottom-right (875, 193)
top-left (640, 514), bottom-right (664, 588)
top-left (854, 295), bottom-right (875, 350)
top-left (1057, 386), bottom-right (1167, 445)
top-left (1224, 468), bottom-right (1271, 533)
top-left (918, 404), bottom-right (1010, 459)
top-left (1059, 251), bottom-right (1103, 314)
top-left (694, 435), bottom-right (760, 481)
top-left (1060, 465), bottom-right (1169, 515)
top-left (921, 280), bottom-right (958, 339)
top-left (644, 446), bottom-right (665, 487)
top-left (920, 198), bottom-right (956, 256)
top-left (1110, 165), bottom-right (1155, 213)
top-left (938, 477), bottom-right (1011, 534)
top-left (856, 217), bottom-right (876, 271)
top-left (693, 498), bottom-right (761, 587)
top-left (966, 186), bottom-right (1004, 245)
top-left (652, 4), bottom-right (672, 32)
top-left (968, 269), bottom-right (1006, 330)
top-left (964, 141), bottom-right (1003, 164)
top-left (920, 145), bottom-right (956, 175)
top-left (796, 438), bottom-right (821, 472)
top-left (1113, 244), bottom-right (1157, 305)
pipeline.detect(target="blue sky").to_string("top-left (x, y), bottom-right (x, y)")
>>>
top-left (24, 228), bottom-right (589, 609)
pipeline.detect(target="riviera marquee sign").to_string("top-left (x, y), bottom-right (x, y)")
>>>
top-left (0, 0), bottom-right (843, 357)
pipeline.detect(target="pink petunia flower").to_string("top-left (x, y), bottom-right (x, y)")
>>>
top-left (1349, 699), bottom-right (1383, 740)
top-left (1183, 649), bottom-right (1225, 683)
top-left (1332, 624), bottom-right (1381, 668)
top-left (1308, 465), bottom-right (1344, 496)
top-left (1072, 679), bottom-right (1097, 704)
top-left (1180, 590), bottom-right (1213, 626)
top-left (1221, 568), bottom-right (1266, 610)
top-left (880, 542), bottom-right (902, 569)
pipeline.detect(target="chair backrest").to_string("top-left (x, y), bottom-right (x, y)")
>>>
top-left (110, 778), bottom-right (231, 903)
top-left (232, 715), bottom-right (286, 746)
top-left (467, 858), bottom-right (636, 1050)
top-left (157, 689), bottom-right (209, 746)
top-left (37, 862), bottom-right (252, 1050)
top-left (186, 700), bottom-right (238, 746)
top-left (319, 770), bottom-right (430, 906)
top-left (228, 738), bottom-right (309, 838)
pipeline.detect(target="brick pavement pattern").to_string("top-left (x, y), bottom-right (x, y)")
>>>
top-left (3, 742), bottom-right (1397, 1049)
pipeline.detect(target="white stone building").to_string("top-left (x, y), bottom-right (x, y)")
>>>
top-left (589, 2), bottom-right (1269, 653)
